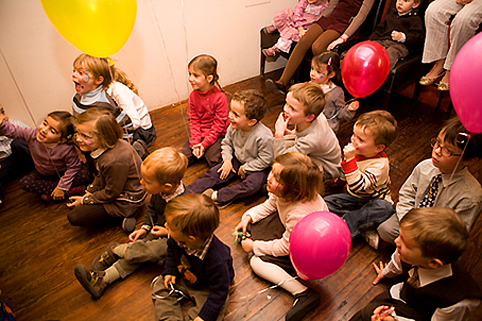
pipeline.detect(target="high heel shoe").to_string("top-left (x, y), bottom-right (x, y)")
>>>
top-left (437, 80), bottom-right (449, 91)
top-left (419, 71), bottom-right (445, 86)
top-left (265, 79), bottom-right (287, 95)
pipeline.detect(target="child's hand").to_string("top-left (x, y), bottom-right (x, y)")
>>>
top-left (193, 317), bottom-right (204, 321)
top-left (66, 196), bottom-right (83, 208)
top-left (241, 238), bottom-right (254, 253)
top-left (343, 143), bottom-right (357, 161)
top-left (347, 101), bottom-right (359, 112)
top-left (372, 261), bottom-right (387, 285)
top-left (391, 31), bottom-right (404, 42)
top-left (0, 106), bottom-right (9, 122)
top-left (235, 215), bottom-right (252, 234)
top-left (456, 0), bottom-right (473, 4)
top-left (192, 144), bottom-right (205, 158)
top-left (129, 228), bottom-right (147, 242)
top-left (371, 306), bottom-right (395, 321)
top-left (218, 159), bottom-right (234, 180)
top-left (151, 225), bottom-right (168, 237)
top-left (274, 111), bottom-right (290, 138)
top-left (163, 274), bottom-right (176, 289)
top-left (51, 188), bottom-right (66, 201)
top-left (238, 165), bottom-right (246, 179)
top-left (298, 27), bottom-right (307, 38)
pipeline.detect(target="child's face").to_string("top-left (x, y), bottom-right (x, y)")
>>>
top-left (229, 100), bottom-right (255, 132)
top-left (37, 116), bottom-right (64, 144)
top-left (72, 62), bottom-right (103, 95)
top-left (395, 225), bottom-right (430, 268)
top-left (431, 133), bottom-right (464, 174)
top-left (283, 92), bottom-right (311, 126)
top-left (140, 164), bottom-right (171, 195)
top-left (310, 63), bottom-right (332, 85)
top-left (165, 220), bottom-right (201, 249)
top-left (396, 0), bottom-right (419, 14)
top-left (75, 120), bottom-right (101, 152)
top-left (188, 65), bottom-right (212, 93)
top-left (350, 124), bottom-right (384, 157)
top-left (267, 162), bottom-right (285, 196)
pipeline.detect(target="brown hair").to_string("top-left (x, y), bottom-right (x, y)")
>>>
top-left (400, 207), bottom-right (469, 264)
top-left (74, 107), bottom-right (122, 149)
top-left (288, 82), bottom-right (326, 118)
top-left (440, 116), bottom-right (482, 160)
top-left (188, 54), bottom-right (222, 90)
top-left (312, 52), bottom-right (342, 87)
top-left (112, 67), bottom-right (139, 95)
top-left (164, 194), bottom-right (220, 241)
top-left (276, 152), bottom-right (323, 202)
top-left (73, 54), bottom-right (113, 89)
top-left (231, 89), bottom-right (267, 121)
top-left (47, 111), bottom-right (75, 144)
top-left (355, 110), bottom-right (398, 147)
top-left (143, 147), bottom-right (188, 186)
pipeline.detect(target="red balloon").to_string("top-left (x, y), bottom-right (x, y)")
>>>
top-left (341, 41), bottom-right (390, 98)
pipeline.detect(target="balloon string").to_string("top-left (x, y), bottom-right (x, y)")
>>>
top-left (324, 98), bottom-right (356, 121)
top-left (228, 276), bottom-right (299, 303)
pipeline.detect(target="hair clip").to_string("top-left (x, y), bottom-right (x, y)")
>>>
top-left (327, 57), bottom-right (332, 66)
top-left (106, 57), bottom-right (115, 67)
top-left (456, 132), bottom-right (471, 147)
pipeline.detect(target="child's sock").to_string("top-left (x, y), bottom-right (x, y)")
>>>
top-left (103, 266), bottom-right (121, 284)
top-left (113, 244), bottom-right (126, 258)
top-left (212, 191), bottom-right (218, 202)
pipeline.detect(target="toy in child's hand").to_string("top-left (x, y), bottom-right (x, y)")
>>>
top-left (234, 231), bottom-right (251, 245)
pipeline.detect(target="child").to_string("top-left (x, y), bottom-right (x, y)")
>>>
top-left (73, 147), bottom-right (188, 299)
top-left (324, 110), bottom-right (398, 248)
top-left (236, 152), bottom-right (327, 321)
top-left (310, 52), bottom-right (359, 132)
top-left (0, 109), bottom-right (90, 202)
top-left (274, 81), bottom-right (342, 180)
top-left (180, 54), bottom-right (229, 168)
top-left (368, 0), bottom-right (424, 70)
top-left (67, 108), bottom-right (146, 233)
top-left (350, 207), bottom-right (482, 321)
top-left (106, 61), bottom-right (157, 148)
top-left (151, 194), bottom-right (235, 321)
top-left (262, 0), bottom-right (328, 57)
top-left (187, 89), bottom-right (273, 205)
top-left (378, 116), bottom-right (482, 244)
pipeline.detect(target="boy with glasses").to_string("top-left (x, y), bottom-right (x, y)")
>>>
top-left (377, 117), bottom-right (482, 244)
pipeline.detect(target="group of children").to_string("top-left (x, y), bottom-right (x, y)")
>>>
top-left (2, 50), bottom-right (482, 321)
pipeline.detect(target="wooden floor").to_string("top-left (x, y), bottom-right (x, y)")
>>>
top-left (1, 72), bottom-right (482, 321)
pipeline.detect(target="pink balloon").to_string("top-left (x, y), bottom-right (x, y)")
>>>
top-left (450, 32), bottom-right (482, 133)
top-left (289, 211), bottom-right (351, 280)
top-left (341, 41), bottom-right (390, 98)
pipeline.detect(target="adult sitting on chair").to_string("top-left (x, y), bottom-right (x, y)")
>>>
top-left (266, 0), bottom-right (375, 95)
top-left (419, 0), bottom-right (482, 91)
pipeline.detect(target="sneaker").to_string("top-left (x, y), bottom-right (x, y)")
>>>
top-left (286, 288), bottom-right (321, 321)
top-left (262, 25), bottom-right (276, 34)
top-left (262, 45), bottom-right (280, 57)
top-left (265, 79), bottom-right (287, 96)
top-left (132, 139), bottom-right (150, 160)
top-left (40, 194), bottom-right (52, 203)
top-left (122, 217), bottom-right (137, 234)
top-left (91, 242), bottom-right (120, 271)
top-left (202, 188), bottom-right (215, 200)
top-left (74, 264), bottom-right (107, 299)
top-left (362, 230), bottom-right (379, 250)
top-left (68, 186), bottom-right (85, 196)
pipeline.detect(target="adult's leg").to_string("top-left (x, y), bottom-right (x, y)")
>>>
top-left (311, 29), bottom-right (340, 56)
top-left (377, 213), bottom-right (400, 244)
top-left (278, 24), bottom-right (324, 86)
top-left (67, 204), bottom-right (112, 226)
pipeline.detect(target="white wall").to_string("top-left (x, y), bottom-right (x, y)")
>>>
top-left (0, 0), bottom-right (296, 127)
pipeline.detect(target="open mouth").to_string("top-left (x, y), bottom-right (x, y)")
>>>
top-left (73, 81), bottom-right (82, 92)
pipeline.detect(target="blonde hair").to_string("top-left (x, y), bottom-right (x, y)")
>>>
top-left (73, 54), bottom-right (113, 89)
top-left (355, 110), bottom-right (398, 147)
top-left (288, 82), bottom-right (326, 118)
top-left (164, 194), bottom-right (220, 241)
top-left (188, 54), bottom-right (222, 90)
top-left (112, 67), bottom-right (139, 95)
top-left (143, 147), bottom-right (188, 186)
top-left (74, 107), bottom-right (122, 149)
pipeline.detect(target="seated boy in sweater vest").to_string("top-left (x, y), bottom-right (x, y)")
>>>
top-left (350, 207), bottom-right (481, 321)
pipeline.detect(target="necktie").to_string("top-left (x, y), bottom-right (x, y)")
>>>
top-left (406, 266), bottom-right (420, 288)
top-left (419, 174), bottom-right (442, 208)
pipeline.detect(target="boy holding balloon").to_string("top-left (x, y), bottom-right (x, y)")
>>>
top-left (324, 110), bottom-right (398, 249)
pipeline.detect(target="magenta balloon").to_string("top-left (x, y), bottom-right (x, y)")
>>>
top-left (450, 32), bottom-right (482, 133)
top-left (341, 41), bottom-right (390, 98)
top-left (289, 211), bottom-right (351, 280)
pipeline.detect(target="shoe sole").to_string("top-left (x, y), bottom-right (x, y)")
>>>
top-left (265, 79), bottom-right (285, 96)
top-left (122, 217), bottom-right (136, 234)
top-left (74, 265), bottom-right (102, 299)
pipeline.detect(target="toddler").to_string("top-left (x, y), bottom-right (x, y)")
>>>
top-left (310, 52), bottom-right (358, 132)
top-left (180, 54), bottom-right (229, 168)
top-left (74, 147), bottom-right (188, 299)
top-left (236, 152), bottom-right (327, 321)
top-left (67, 108), bottom-right (146, 233)
top-left (262, 0), bottom-right (328, 57)
top-left (152, 194), bottom-right (235, 321)
top-left (188, 89), bottom-right (273, 205)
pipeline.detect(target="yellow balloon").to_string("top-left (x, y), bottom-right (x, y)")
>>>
top-left (40, 0), bottom-right (137, 57)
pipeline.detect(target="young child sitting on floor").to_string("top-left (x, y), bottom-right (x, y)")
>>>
top-left (152, 194), bottom-right (235, 321)
top-left (324, 110), bottom-right (398, 249)
top-left (274, 81), bottom-right (342, 180)
top-left (73, 147), bottom-right (188, 299)
top-left (378, 116), bottom-right (482, 244)
top-left (236, 152), bottom-right (327, 321)
top-left (350, 207), bottom-right (481, 320)
top-left (188, 89), bottom-right (273, 205)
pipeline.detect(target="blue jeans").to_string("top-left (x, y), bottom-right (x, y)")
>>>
top-left (324, 193), bottom-right (394, 237)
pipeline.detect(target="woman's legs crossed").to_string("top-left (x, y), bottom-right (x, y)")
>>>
top-left (311, 29), bottom-right (340, 55)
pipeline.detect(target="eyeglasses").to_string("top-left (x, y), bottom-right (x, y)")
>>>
top-left (430, 138), bottom-right (462, 157)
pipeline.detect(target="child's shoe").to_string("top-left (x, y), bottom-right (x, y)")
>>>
top-left (122, 217), bottom-right (137, 234)
top-left (262, 25), bottom-right (276, 34)
top-left (362, 230), bottom-right (380, 250)
top-left (133, 139), bottom-right (150, 160)
top-left (202, 188), bottom-right (215, 200)
top-left (91, 242), bottom-right (120, 271)
top-left (68, 186), bottom-right (85, 196)
top-left (262, 45), bottom-right (280, 57)
top-left (74, 264), bottom-right (107, 299)
top-left (286, 288), bottom-right (321, 321)
top-left (40, 194), bottom-right (52, 203)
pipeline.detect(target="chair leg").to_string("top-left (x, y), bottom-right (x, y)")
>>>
top-left (435, 91), bottom-right (445, 112)
top-left (260, 51), bottom-right (266, 76)
top-left (410, 82), bottom-right (423, 117)
top-left (381, 92), bottom-right (390, 110)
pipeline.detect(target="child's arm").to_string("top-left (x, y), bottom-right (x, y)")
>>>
top-left (395, 165), bottom-right (420, 220)
top-left (0, 117), bottom-right (36, 143)
top-left (188, 92), bottom-right (204, 148)
top-left (219, 128), bottom-right (235, 179)
top-left (107, 82), bottom-right (142, 130)
top-left (241, 130), bottom-right (274, 174)
top-left (393, 17), bottom-right (424, 47)
top-left (52, 147), bottom-right (83, 200)
top-left (373, 250), bottom-right (403, 285)
top-left (293, 0), bottom-right (309, 28)
top-left (369, 16), bottom-right (388, 40)
top-left (342, 152), bottom-right (390, 194)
